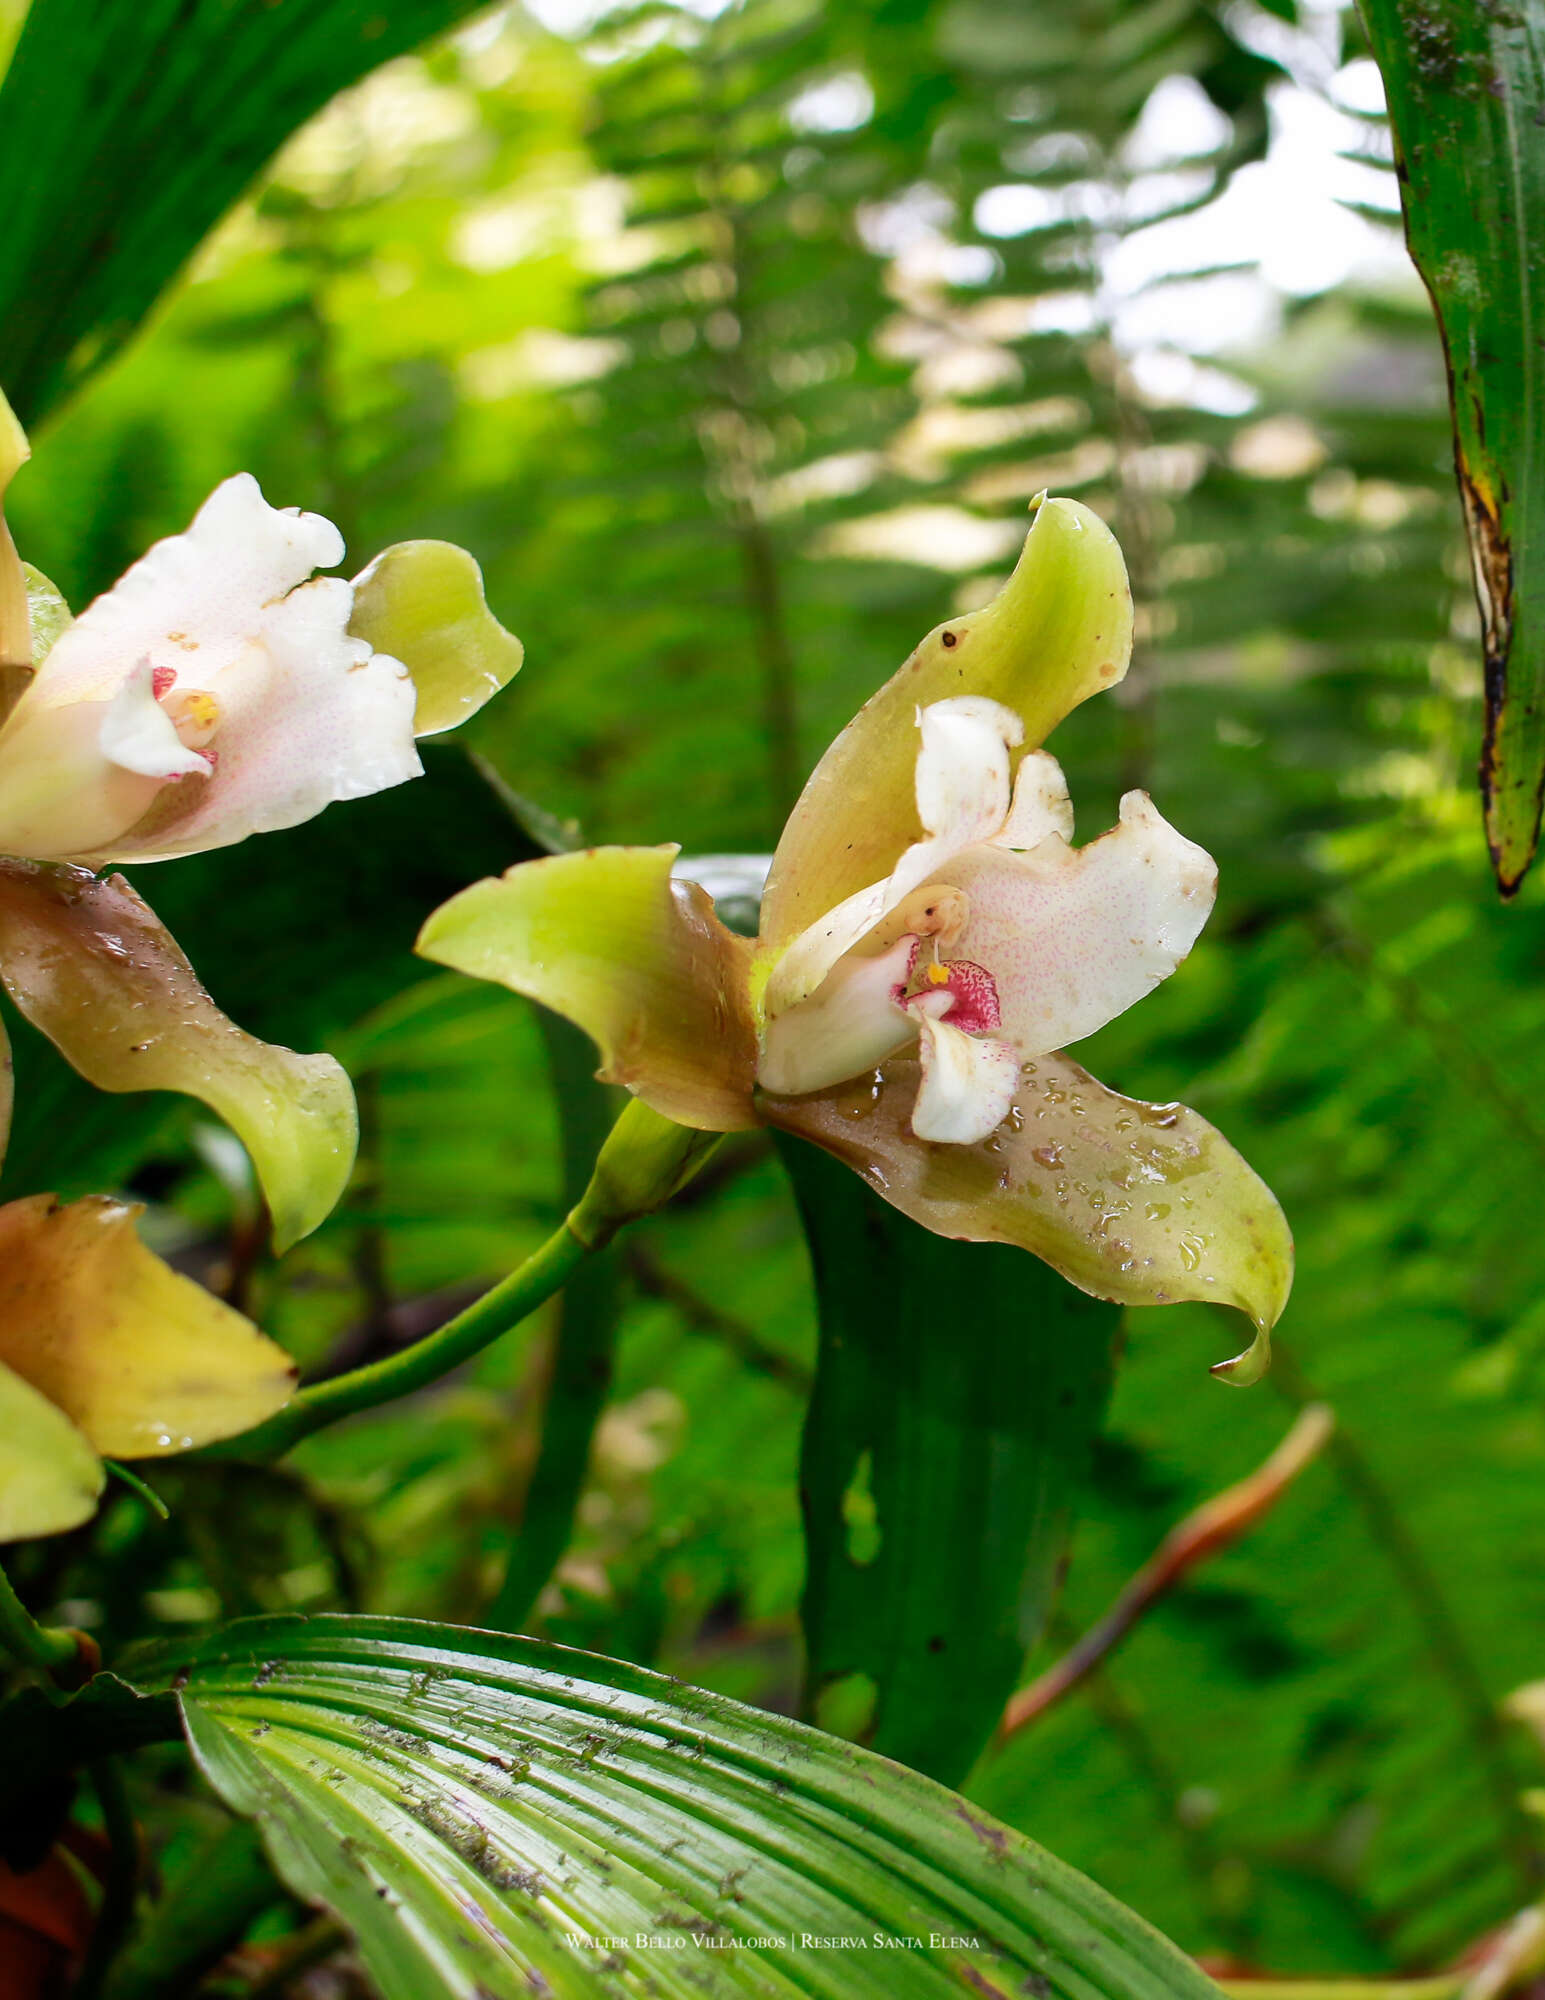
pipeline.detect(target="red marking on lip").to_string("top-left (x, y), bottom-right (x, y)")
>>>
top-left (901, 942), bottom-right (1002, 1032)
top-left (151, 665), bottom-right (177, 700)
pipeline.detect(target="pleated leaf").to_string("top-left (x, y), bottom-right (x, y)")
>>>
top-left (136, 1613), bottom-right (1218, 2000)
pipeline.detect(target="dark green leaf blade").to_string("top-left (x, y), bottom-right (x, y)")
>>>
top-left (139, 1612), bottom-right (1219, 2000)
top-left (778, 1136), bottom-right (1119, 1787)
top-left (0, 0), bottom-right (494, 423)
top-left (1360, 0), bottom-right (1545, 891)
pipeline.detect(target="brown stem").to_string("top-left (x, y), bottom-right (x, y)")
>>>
top-left (998, 1405), bottom-right (1334, 1740)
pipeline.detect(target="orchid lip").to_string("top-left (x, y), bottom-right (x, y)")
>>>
top-left (897, 943), bottom-right (1003, 1037)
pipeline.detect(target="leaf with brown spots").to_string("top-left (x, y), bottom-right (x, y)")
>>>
top-left (1363, 0), bottom-right (1545, 891)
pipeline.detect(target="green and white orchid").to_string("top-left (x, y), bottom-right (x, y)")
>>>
top-left (418, 498), bottom-right (1292, 1377)
top-left (0, 390), bottom-right (523, 1537)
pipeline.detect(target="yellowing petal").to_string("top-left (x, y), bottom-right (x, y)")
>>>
top-left (0, 861), bottom-right (357, 1250)
top-left (0, 695), bottom-right (165, 859)
top-left (0, 386), bottom-right (30, 674)
top-left (944, 791), bottom-right (1217, 1058)
top-left (0, 1195), bottom-right (296, 1457)
top-left (758, 497), bottom-right (1132, 965)
top-left (417, 845), bottom-right (759, 1132)
top-left (349, 540), bottom-right (524, 737)
top-left (0, 1357), bottom-right (104, 1542)
top-left (764, 1051), bottom-right (1292, 1344)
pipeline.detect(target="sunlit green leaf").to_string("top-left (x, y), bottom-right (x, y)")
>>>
top-left (140, 1613), bottom-right (1219, 2000)
top-left (0, 0), bottom-right (502, 421)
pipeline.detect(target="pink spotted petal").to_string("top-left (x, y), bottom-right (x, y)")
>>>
top-left (941, 791), bottom-right (1216, 1059)
top-left (902, 947), bottom-right (1003, 1034)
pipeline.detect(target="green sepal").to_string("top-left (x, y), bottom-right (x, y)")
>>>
top-left (349, 541), bottom-right (523, 738)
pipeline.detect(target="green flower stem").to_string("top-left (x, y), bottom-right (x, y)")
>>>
top-left (195, 1098), bottom-right (718, 1466)
top-left (0, 1554), bottom-right (83, 1678)
top-left (484, 1012), bottom-right (621, 1632)
top-left (207, 1217), bottom-right (598, 1463)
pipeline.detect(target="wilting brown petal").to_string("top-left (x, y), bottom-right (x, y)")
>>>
top-left (0, 861), bottom-right (355, 1249)
top-left (764, 1050), bottom-right (1292, 1347)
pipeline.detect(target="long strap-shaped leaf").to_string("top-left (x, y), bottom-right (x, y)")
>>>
top-left (1361, 0), bottom-right (1545, 892)
top-left (101, 1613), bottom-right (1219, 2000)
top-left (0, 0), bottom-right (492, 423)
top-left (780, 1136), bottom-right (1119, 1788)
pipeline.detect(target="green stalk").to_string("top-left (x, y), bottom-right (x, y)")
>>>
top-left (484, 1013), bottom-right (621, 1631)
top-left (0, 1554), bottom-right (82, 1678)
top-left (196, 1097), bottom-right (717, 1465)
top-left (206, 1218), bottom-right (596, 1463)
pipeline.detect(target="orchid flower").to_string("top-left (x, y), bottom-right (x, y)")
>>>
top-left (0, 391), bottom-right (523, 1535)
top-left (420, 497), bottom-right (1291, 1376)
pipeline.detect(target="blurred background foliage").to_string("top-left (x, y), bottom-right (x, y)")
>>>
top-left (8, 0), bottom-right (1545, 1980)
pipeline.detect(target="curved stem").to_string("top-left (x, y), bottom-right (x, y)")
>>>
top-left (484, 1012), bottom-right (621, 1633)
top-left (206, 1218), bottom-right (597, 1463)
top-left (0, 1554), bottom-right (80, 1677)
top-left (194, 1097), bottom-right (713, 1466)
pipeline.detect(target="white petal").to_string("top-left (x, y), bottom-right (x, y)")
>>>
top-left (757, 934), bottom-right (916, 1095)
top-left (21, 474), bottom-right (345, 709)
top-left (943, 790), bottom-right (1217, 1057)
top-left (0, 698), bottom-right (162, 859)
top-left (915, 696), bottom-right (1022, 841)
top-left (764, 697), bottom-right (1023, 1019)
top-left (87, 577), bottom-right (420, 865)
top-left (994, 748), bottom-right (1073, 851)
top-left (98, 662), bottom-right (209, 779)
top-left (0, 473), bottom-right (419, 866)
top-left (762, 877), bottom-right (890, 1020)
top-left (911, 1014), bottom-right (1019, 1144)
